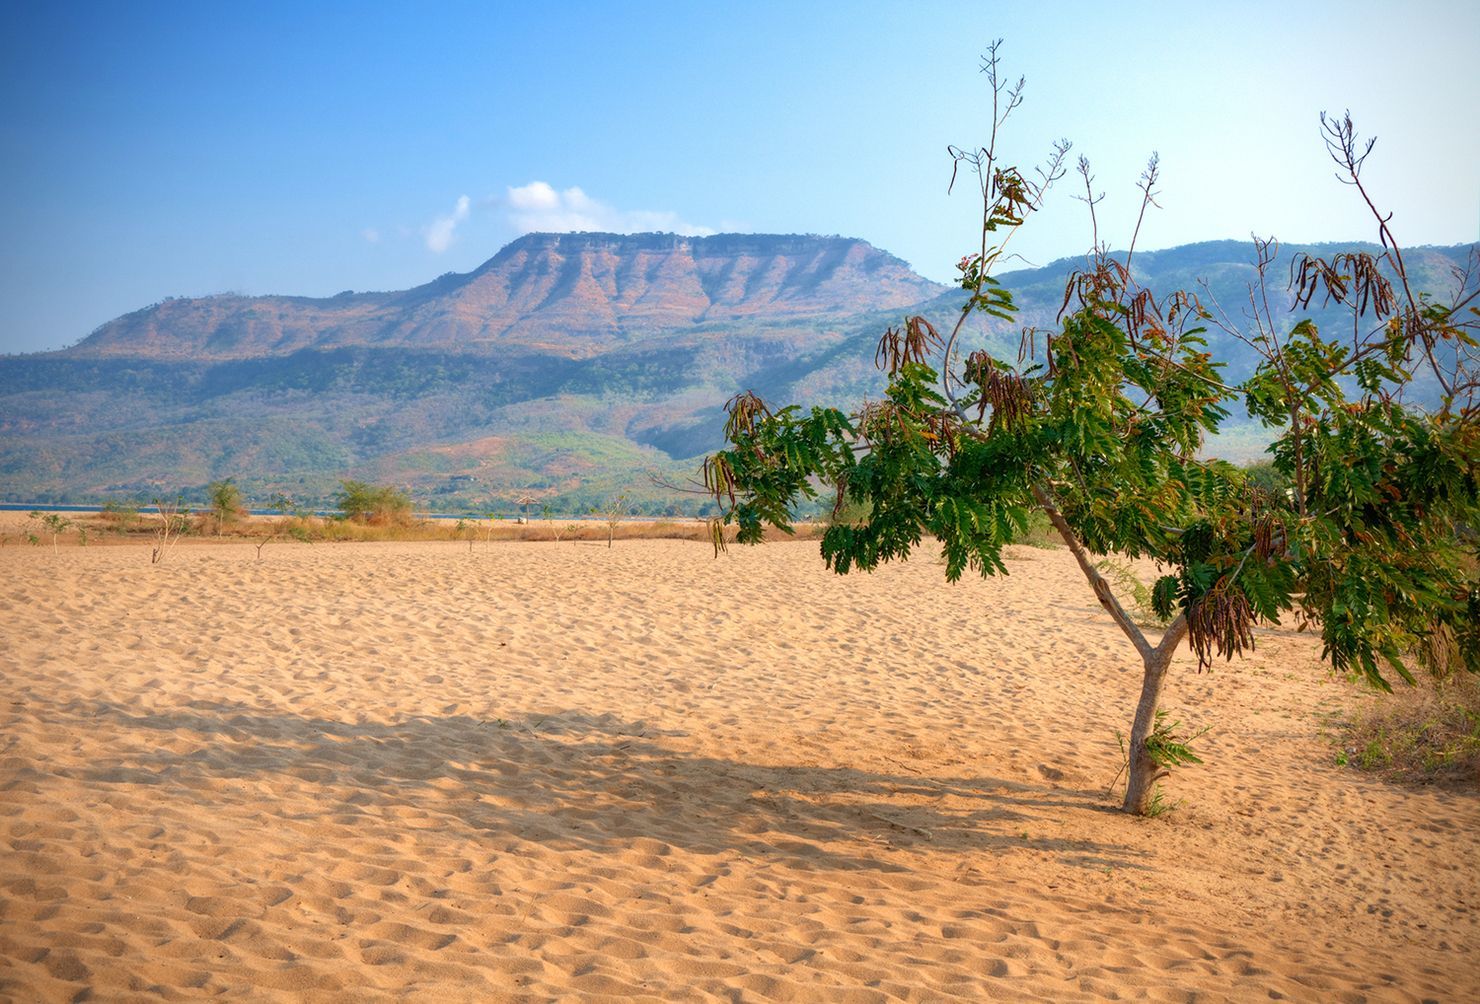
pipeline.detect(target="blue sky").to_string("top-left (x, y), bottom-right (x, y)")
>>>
top-left (2, 0), bottom-right (1477, 354)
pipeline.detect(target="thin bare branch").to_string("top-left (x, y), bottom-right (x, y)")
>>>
top-left (1031, 484), bottom-right (1154, 661)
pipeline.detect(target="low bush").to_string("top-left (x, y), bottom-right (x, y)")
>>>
top-left (335, 480), bottom-right (413, 525)
top-left (100, 499), bottom-right (144, 528)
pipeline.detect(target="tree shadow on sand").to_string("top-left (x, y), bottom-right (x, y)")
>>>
top-left (53, 697), bottom-right (1149, 874)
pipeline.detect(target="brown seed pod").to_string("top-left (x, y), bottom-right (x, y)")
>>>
top-left (702, 454), bottom-right (737, 507)
top-left (706, 516), bottom-right (729, 557)
top-left (1187, 578), bottom-right (1256, 671)
top-left (1290, 252), bottom-right (1394, 316)
top-left (876, 315), bottom-right (944, 375)
top-left (1059, 259), bottom-right (1129, 320)
top-left (974, 361), bottom-right (1034, 429)
top-left (924, 410), bottom-right (963, 457)
top-left (1291, 253), bottom-right (1347, 311)
top-left (723, 391), bottom-right (770, 440)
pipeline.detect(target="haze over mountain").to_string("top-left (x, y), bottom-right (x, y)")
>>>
top-left (1, 233), bottom-right (1472, 511)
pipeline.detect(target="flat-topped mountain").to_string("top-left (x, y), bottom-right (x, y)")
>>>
top-left (70, 232), bottom-right (947, 360)
top-left (3, 235), bottom-right (1472, 510)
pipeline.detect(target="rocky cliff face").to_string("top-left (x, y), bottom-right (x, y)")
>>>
top-left (69, 233), bottom-right (947, 360)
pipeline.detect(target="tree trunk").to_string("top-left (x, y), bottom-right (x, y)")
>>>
top-left (1122, 645), bottom-right (1173, 814)
top-left (1028, 484), bottom-right (1196, 814)
top-left (1121, 613), bottom-right (1189, 814)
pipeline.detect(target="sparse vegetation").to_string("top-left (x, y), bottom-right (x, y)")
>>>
top-left (452, 517), bottom-right (479, 552)
top-left (335, 480), bottom-right (413, 525)
top-left (541, 504), bottom-right (567, 542)
top-left (592, 493), bottom-right (636, 548)
top-left (1343, 675), bottom-right (1480, 782)
top-left (100, 499), bottom-right (143, 528)
top-left (150, 496), bottom-right (191, 564)
top-left (27, 510), bottom-right (73, 555)
top-left (28, 506), bottom-right (764, 550)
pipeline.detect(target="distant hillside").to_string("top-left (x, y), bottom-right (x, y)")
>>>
top-left (1, 234), bottom-right (1471, 511)
top-left (984, 239), bottom-right (1474, 382)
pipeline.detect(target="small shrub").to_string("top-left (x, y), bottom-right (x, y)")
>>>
top-left (540, 504), bottom-right (572, 542)
top-left (206, 478), bottom-right (245, 534)
top-left (150, 496), bottom-right (191, 564)
top-left (1110, 709), bottom-right (1209, 813)
top-left (27, 511), bottom-right (73, 555)
top-left (591, 493), bottom-right (635, 548)
top-left (100, 499), bottom-right (143, 528)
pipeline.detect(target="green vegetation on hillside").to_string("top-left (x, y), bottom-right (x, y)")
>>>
top-left (0, 225), bottom-right (1471, 508)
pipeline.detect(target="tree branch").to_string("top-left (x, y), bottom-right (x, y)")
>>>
top-left (1154, 611), bottom-right (1189, 659)
top-left (1030, 483), bottom-right (1153, 661)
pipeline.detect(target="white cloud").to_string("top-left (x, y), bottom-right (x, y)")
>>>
top-left (361, 227), bottom-right (381, 244)
top-left (424, 194), bottom-right (471, 253)
top-left (504, 182), bottom-right (714, 237)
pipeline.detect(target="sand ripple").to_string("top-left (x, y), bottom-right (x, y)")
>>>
top-left (1, 539), bottom-right (1476, 1000)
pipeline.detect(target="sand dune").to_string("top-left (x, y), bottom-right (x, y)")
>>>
top-left (1, 537), bottom-right (1475, 1001)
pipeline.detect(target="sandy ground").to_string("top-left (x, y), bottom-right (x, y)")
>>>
top-left (0, 536), bottom-right (1475, 1002)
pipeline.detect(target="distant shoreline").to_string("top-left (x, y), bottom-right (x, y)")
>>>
top-left (0, 502), bottom-right (704, 523)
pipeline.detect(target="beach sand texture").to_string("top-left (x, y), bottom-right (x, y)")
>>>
top-left (1, 537), bottom-right (1475, 1001)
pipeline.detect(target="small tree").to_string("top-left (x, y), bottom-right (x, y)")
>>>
top-left (452, 516), bottom-right (479, 552)
top-left (206, 478), bottom-right (244, 535)
top-left (150, 496), bottom-right (190, 564)
top-left (267, 491), bottom-right (298, 516)
top-left (592, 493), bottom-right (633, 548)
top-left (255, 493), bottom-right (313, 558)
top-left (703, 49), bottom-right (1478, 815)
top-left (540, 503), bottom-right (566, 542)
top-left (27, 511), bottom-right (72, 555)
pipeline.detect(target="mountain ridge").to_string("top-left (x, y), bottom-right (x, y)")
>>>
top-left (2, 234), bottom-right (1473, 509)
top-left (66, 232), bottom-right (947, 361)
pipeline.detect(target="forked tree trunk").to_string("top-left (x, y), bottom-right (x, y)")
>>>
top-left (1120, 612), bottom-right (1190, 815)
top-left (1031, 485), bottom-right (1192, 815)
top-left (1123, 645), bottom-right (1175, 814)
